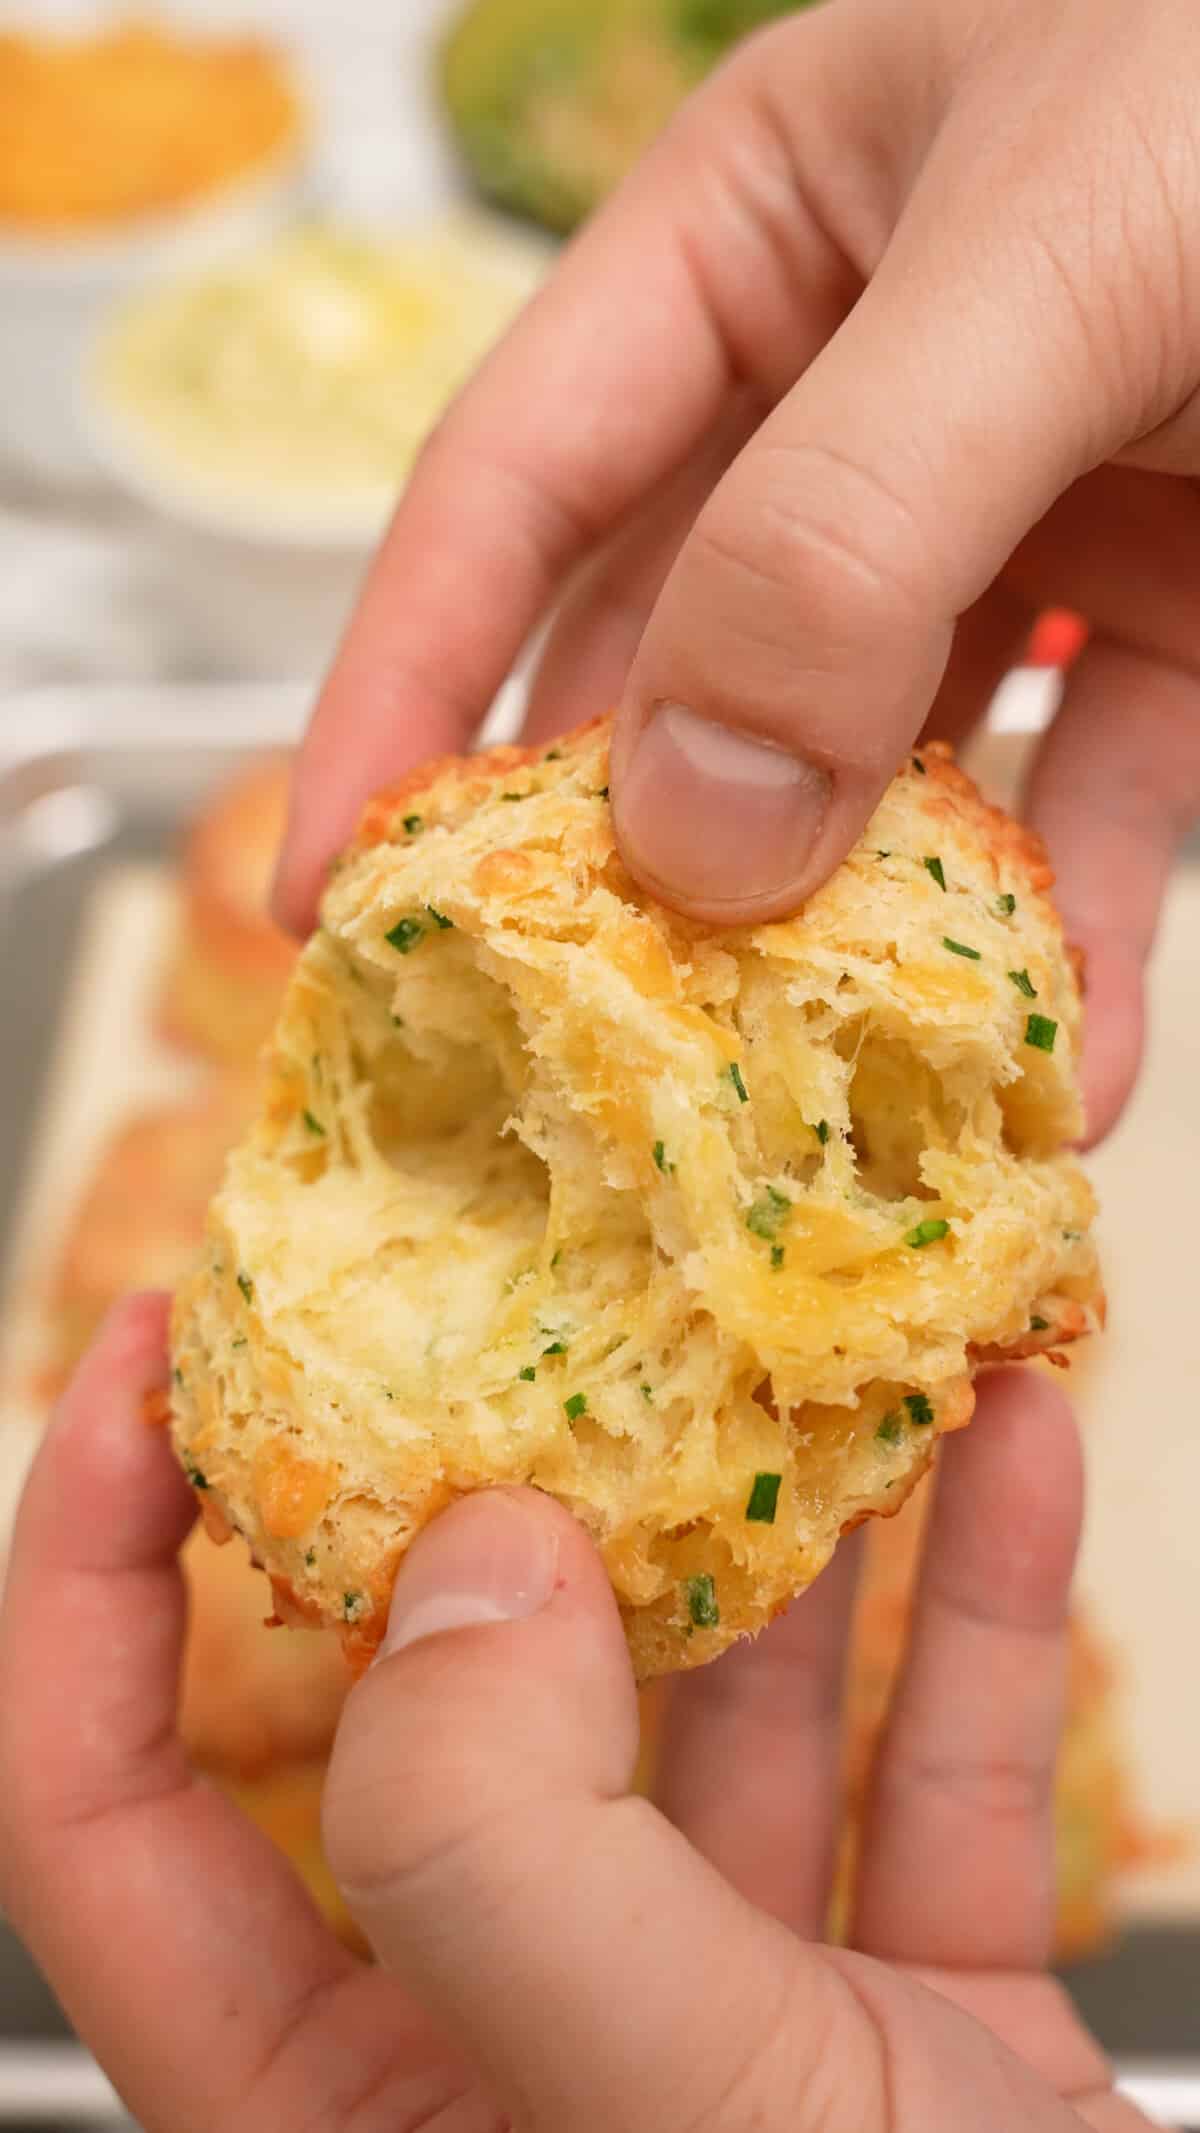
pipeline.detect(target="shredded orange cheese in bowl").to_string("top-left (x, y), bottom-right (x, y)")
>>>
top-left (0, 19), bottom-right (302, 234)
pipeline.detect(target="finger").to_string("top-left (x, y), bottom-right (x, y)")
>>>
top-left (274, 11), bottom-right (859, 932)
top-left (652, 1528), bottom-right (861, 1935)
top-left (323, 1488), bottom-right (874, 2133)
top-left (522, 394), bottom-right (765, 744)
top-left (1024, 636), bottom-right (1200, 1144)
top-left (849, 1369), bottom-right (1083, 1970)
top-left (609, 63), bottom-right (1160, 922)
top-left (0, 1298), bottom-right (462, 2133)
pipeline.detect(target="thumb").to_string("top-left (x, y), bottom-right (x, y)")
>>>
top-left (321, 1489), bottom-right (856, 2131)
top-left (609, 123), bottom-right (1131, 921)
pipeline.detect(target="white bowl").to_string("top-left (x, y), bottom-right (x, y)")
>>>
top-left (0, 147), bottom-right (305, 490)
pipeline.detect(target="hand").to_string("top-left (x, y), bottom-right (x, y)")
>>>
top-left (275, 0), bottom-right (1200, 1146)
top-left (0, 1294), bottom-right (1151, 2132)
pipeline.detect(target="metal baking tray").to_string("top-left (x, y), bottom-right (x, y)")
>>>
top-left (0, 684), bottom-right (1196, 2128)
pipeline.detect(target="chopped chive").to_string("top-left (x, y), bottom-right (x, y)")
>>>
top-left (501, 790), bottom-right (529, 801)
top-left (1008, 968), bottom-right (1037, 998)
top-left (302, 1108), bottom-right (325, 1136)
top-left (426, 904), bottom-right (453, 930)
top-left (381, 1388), bottom-right (395, 1401)
top-left (815, 1119), bottom-right (830, 1145)
top-left (1025, 1013), bottom-right (1058, 1053)
top-left (747, 1189), bottom-right (790, 1240)
top-left (544, 748), bottom-right (562, 762)
top-left (596, 786), bottom-right (610, 800)
top-left (1030, 1315), bottom-right (1050, 1332)
top-left (385, 916), bottom-right (424, 954)
top-left (874, 848), bottom-right (892, 860)
top-left (564, 1392), bottom-right (588, 1422)
top-left (550, 1248), bottom-right (562, 1270)
top-left (236, 1272), bottom-right (254, 1303)
top-left (184, 1463), bottom-right (209, 1490)
top-left (924, 855), bottom-right (946, 891)
top-left (684, 1573), bottom-right (720, 1629)
top-left (542, 1339), bottom-right (566, 1357)
top-left (996, 892), bottom-right (1016, 917)
top-left (912, 755), bottom-right (927, 775)
top-left (770, 1244), bottom-right (785, 1269)
top-left (172, 1366), bottom-right (183, 1387)
top-left (304, 1548), bottom-right (316, 1567)
top-left (745, 1471), bottom-right (782, 1523)
top-left (402, 813), bottom-right (423, 835)
top-left (904, 1392), bottom-right (934, 1427)
top-left (905, 1218), bottom-right (949, 1249)
top-left (391, 1012), bottom-right (405, 1028)
top-left (1062, 1228), bottom-right (1082, 1244)
top-left (727, 1061), bottom-right (749, 1103)
top-left (943, 937), bottom-right (981, 961)
top-left (519, 1365), bottom-right (537, 1382)
top-left (343, 1592), bottom-right (364, 1622)
top-left (653, 1140), bottom-right (667, 1172)
top-left (231, 1337), bottom-right (247, 1350)
top-left (876, 1412), bottom-right (903, 1445)
top-left (640, 1383), bottom-right (654, 1403)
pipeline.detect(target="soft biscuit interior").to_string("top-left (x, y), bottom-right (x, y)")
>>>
top-left (181, 744), bottom-right (1100, 1667)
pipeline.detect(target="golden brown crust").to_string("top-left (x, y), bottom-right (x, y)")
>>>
top-left (159, 758), bottom-right (297, 1069)
top-left (172, 718), bottom-right (1102, 1681)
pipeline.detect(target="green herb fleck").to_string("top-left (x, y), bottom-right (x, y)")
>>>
top-left (343, 1592), bottom-right (364, 1623)
top-left (564, 1392), bottom-right (588, 1423)
top-left (172, 1366), bottom-right (183, 1388)
top-left (876, 1412), bottom-right (903, 1445)
top-left (996, 892), bottom-right (1016, 917)
top-left (544, 748), bottom-right (562, 762)
top-left (1062, 1228), bottom-right (1082, 1244)
top-left (652, 1139), bottom-right (673, 1174)
top-left (519, 1365), bottom-right (537, 1383)
top-left (391, 1013), bottom-right (404, 1028)
top-left (770, 1244), bottom-right (785, 1269)
top-left (943, 937), bottom-right (981, 961)
top-left (815, 1119), bottom-right (830, 1145)
top-left (1030, 1315), bottom-right (1050, 1332)
top-left (745, 1471), bottom-right (781, 1523)
top-left (906, 1218), bottom-right (949, 1249)
top-left (684, 1573), bottom-right (720, 1629)
top-left (875, 848), bottom-right (892, 860)
top-left (385, 916), bottom-right (424, 954)
top-left (1025, 1013), bottom-right (1058, 1053)
top-left (1008, 968), bottom-right (1037, 999)
top-left (304, 1549), bottom-right (316, 1568)
top-left (185, 1463), bottom-right (209, 1491)
top-left (501, 790), bottom-right (529, 802)
top-left (640, 1384), bottom-right (654, 1403)
top-left (426, 904), bottom-right (453, 930)
top-left (550, 1248), bottom-right (562, 1270)
top-left (237, 1272), bottom-right (254, 1303)
top-left (904, 1392), bottom-right (934, 1427)
top-left (231, 1337), bottom-right (247, 1350)
top-left (747, 1187), bottom-right (791, 1241)
top-left (403, 813), bottom-right (423, 835)
top-left (302, 1108), bottom-right (325, 1136)
top-left (924, 855), bottom-right (946, 891)
top-left (542, 1339), bottom-right (567, 1357)
top-left (912, 754), bottom-right (927, 775)
top-left (596, 786), bottom-right (610, 800)
top-left (727, 1061), bottom-right (749, 1104)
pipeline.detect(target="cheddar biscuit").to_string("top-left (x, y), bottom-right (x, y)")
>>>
top-left (172, 720), bottom-right (1101, 1679)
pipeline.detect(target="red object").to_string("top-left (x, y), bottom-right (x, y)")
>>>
top-left (1027, 609), bottom-right (1088, 670)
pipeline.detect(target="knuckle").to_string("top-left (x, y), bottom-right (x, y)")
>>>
top-left (695, 439), bottom-right (943, 653)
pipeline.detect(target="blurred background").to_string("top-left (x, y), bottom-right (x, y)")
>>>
top-left (0, 2), bottom-right (1196, 2127)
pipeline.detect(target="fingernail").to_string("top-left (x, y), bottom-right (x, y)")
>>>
top-left (379, 1492), bottom-right (559, 1658)
top-left (616, 703), bottom-right (829, 909)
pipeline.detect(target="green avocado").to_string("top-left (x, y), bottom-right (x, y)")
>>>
top-left (440, 0), bottom-right (808, 234)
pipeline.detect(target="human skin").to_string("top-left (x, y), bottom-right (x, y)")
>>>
top-left (0, 1296), bottom-right (1153, 2131)
top-left (274, 0), bottom-right (1200, 1149)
